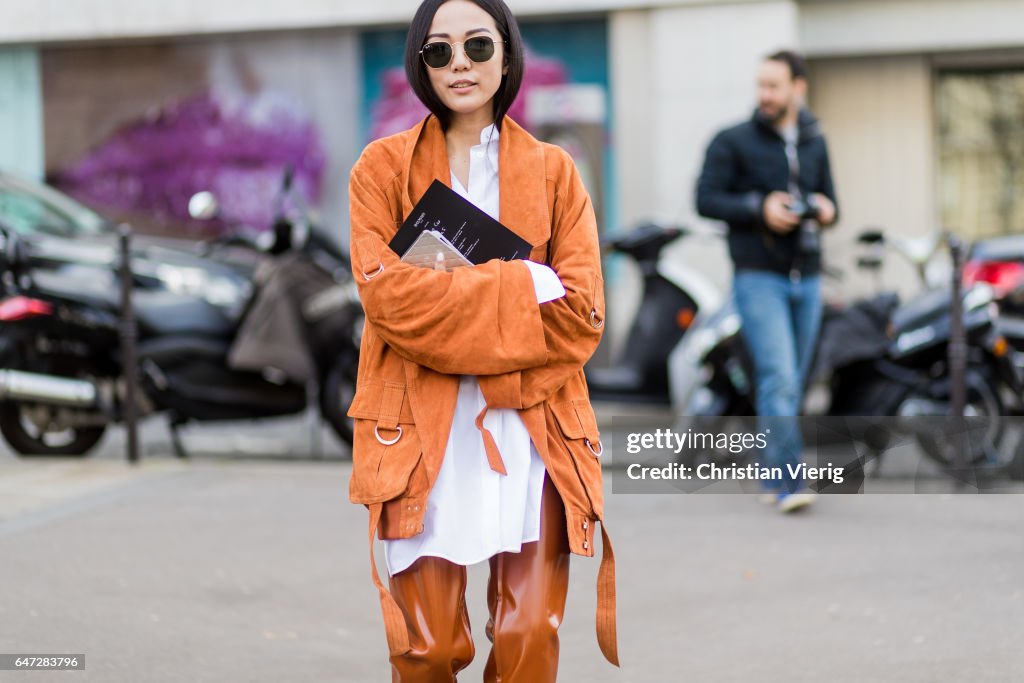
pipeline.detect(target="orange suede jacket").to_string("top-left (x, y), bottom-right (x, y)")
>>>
top-left (347, 114), bottom-right (617, 666)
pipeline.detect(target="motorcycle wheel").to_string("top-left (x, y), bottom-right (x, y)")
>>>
top-left (0, 403), bottom-right (106, 457)
top-left (915, 369), bottom-right (1007, 474)
top-left (320, 354), bottom-right (357, 447)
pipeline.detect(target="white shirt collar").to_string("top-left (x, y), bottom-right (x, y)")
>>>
top-left (474, 123), bottom-right (500, 184)
top-left (478, 123), bottom-right (499, 146)
top-left (451, 123), bottom-right (500, 220)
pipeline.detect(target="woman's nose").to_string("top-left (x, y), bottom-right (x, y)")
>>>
top-left (449, 43), bottom-right (472, 70)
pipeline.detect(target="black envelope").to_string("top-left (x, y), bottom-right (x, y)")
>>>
top-left (389, 180), bottom-right (532, 264)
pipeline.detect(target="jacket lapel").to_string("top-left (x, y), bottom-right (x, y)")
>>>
top-left (401, 115), bottom-right (451, 220)
top-left (498, 117), bottom-right (551, 248)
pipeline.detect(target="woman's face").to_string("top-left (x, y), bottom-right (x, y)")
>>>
top-left (423, 0), bottom-right (507, 126)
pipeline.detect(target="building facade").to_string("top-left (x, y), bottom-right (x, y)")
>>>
top-left (2, 0), bottom-right (1024, 342)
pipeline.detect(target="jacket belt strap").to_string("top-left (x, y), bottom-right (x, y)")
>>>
top-left (367, 503), bottom-right (412, 656)
top-left (474, 405), bottom-right (508, 475)
top-left (377, 383), bottom-right (405, 432)
top-left (597, 520), bottom-right (620, 667)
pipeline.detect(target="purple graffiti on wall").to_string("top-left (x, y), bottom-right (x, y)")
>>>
top-left (369, 47), bottom-right (568, 140)
top-left (54, 89), bottom-right (326, 232)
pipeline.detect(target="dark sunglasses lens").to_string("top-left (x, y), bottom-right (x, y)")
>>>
top-left (421, 43), bottom-right (452, 68)
top-left (465, 37), bottom-right (495, 62)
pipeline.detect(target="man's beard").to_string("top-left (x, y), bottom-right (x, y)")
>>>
top-left (761, 101), bottom-right (792, 123)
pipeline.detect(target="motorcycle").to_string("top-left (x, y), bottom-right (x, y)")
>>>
top-left (190, 170), bottom-right (362, 446)
top-left (963, 235), bottom-right (1024, 373)
top-left (674, 230), bottom-right (1021, 478)
top-left (0, 174), bottom-right (360, 457)
top-left (585, 222), bottom-right (723, 406)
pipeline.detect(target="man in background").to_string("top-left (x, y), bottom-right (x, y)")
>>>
top-left (696, 50), bottom-right (838, 513)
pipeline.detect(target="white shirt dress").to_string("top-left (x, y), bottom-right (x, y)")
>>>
top-left (383, 124), bottom-right (563, 576)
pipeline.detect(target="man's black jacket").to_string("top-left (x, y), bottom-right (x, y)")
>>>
top-left (696, 108), bottom-right (838, 275)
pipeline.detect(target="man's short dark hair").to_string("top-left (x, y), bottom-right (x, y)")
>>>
top-left (765, 50), bottom-right (808, 81)
top-left (404, 0), bottom-right (525, 132)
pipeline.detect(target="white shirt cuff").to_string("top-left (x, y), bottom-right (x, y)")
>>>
top-left (523, 260), bottom-right (566, 304)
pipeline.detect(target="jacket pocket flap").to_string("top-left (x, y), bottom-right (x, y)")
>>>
top-left (346, 380), bottom-right (416, 423)
top-left (551, 400), bottom-right (601, 442)
top-left (349, 419), bottom-right (422, 505)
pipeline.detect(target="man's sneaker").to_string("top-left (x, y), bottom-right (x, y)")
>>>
top-left (777, 492), bottom-right (816, 513)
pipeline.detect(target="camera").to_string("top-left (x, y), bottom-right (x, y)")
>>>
top-left (785, 196), bottom-right (819, 221)
top-left (787, 196), bottom-right (822, 255)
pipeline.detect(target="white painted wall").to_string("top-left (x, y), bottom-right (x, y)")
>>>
top-left (800, 0), bottom-right (1024, 57)
top-left (808, 55), bottom-right (940, 299)
top-left (0, 0), bottom-right (788, 44)
top-left (7, 1), bottom-right (1024, 56)
top-left (0, 47), bottom-right (43, 180)
top-left (5, 0), bottom-right (1019, 313)
top-left (607, 0), bottom-right (798, 355)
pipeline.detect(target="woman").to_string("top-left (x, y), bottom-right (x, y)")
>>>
top-left (347, 1), bottom-right (617, 679)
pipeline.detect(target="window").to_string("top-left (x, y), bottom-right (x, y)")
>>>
top-left (937, 69), bottom-right (1024, 238)
top-left (0, 173), bottom-right (109, 238)
top-left (0, 187), bottom-right (81, 237)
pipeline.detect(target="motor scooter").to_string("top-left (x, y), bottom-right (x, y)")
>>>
top-left (585, 222), bottom-right (723, 406)
top-left (672, 230), bottom-right (1020, 479)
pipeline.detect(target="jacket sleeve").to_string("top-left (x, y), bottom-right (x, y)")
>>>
top-left (348, 150), bottom-right (548, 376)
top-left (477, 155), bottom-right (605, 410)
top-left (817, 141), bottom-right (840, 226)
top-left (695, 130), bottom-right (764, 227)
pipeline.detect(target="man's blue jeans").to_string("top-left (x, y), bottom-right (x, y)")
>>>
top-left (733, 270), bottom-right (822, 494)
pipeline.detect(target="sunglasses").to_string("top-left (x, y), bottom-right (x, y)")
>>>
top-left (419, 36), bottom-right (505, 69)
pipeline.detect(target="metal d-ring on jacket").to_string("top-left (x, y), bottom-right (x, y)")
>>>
top-left (346, 114), bottom-right (618, 666)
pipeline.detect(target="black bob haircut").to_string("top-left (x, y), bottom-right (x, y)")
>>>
top-left (765, 50), bottom-right (808, 81)
top-left (404, 0), bottom-right (525, 132)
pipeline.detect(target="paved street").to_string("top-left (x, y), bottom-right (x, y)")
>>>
top-left (1, 416), bottom-right (1023, 682)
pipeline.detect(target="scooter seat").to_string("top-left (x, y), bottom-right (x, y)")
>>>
top-left (890, 288), bottom-right (951, 336)
top-left (607, 223), bottom-right (683, 260)
top-left (812, 293), bottom-right (898, 378)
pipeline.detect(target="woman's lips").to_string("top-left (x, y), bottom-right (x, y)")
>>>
top-left (450, 81), bottom-right (476, 93)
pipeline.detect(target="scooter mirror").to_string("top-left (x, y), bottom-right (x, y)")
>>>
top-left (188, 191), bottom-right (220, 220)
top-left (255, 230), bottom-right (276, 252)
top-left (899, 235), bottom-right (941, 267)
top-left (857, 229), bottom-right (885, 244)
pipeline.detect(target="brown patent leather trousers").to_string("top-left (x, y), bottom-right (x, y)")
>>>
top-left (387, 473), bottom-right (570, 682)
